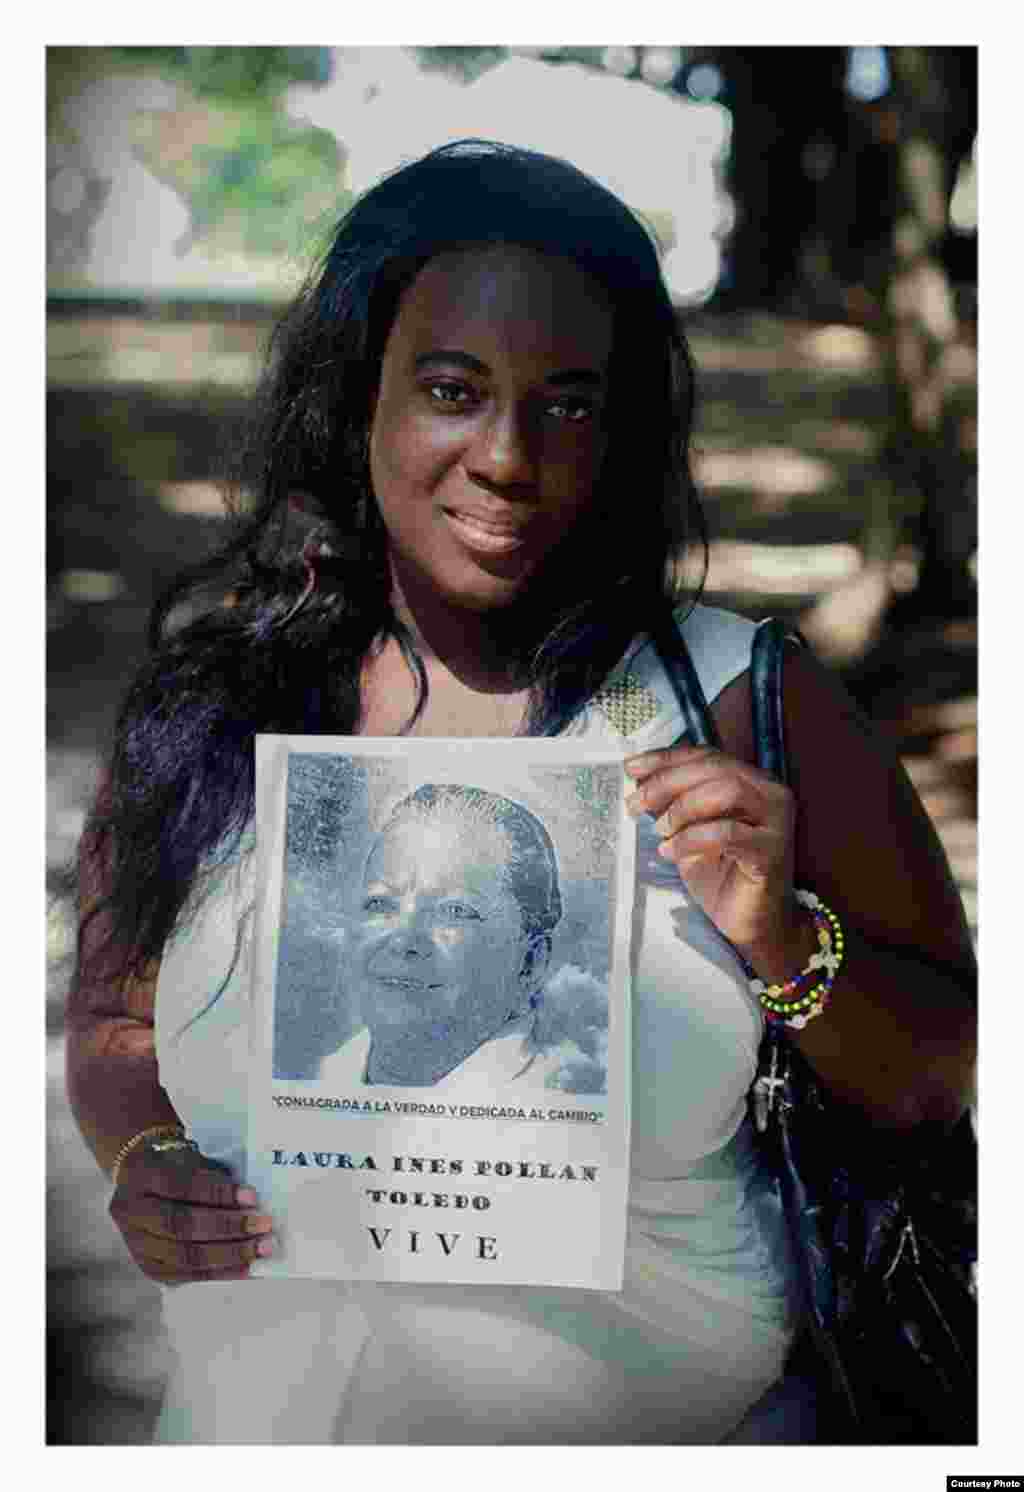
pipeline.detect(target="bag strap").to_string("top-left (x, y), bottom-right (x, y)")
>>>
top-left (750, 617), bottom-right (805, 784)
top-left (649, 611), bottom-right (723, 750)
top-left (652, 610), bottom-right (802, 771)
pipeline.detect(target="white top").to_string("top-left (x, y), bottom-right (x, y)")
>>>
top-left (153, 603), bottom-right (797, 1445)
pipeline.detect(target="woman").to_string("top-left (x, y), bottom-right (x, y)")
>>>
top-left (66, 139), bottom-right (975, 1444)
top-left (319, 780), bottom-right (590, 1093)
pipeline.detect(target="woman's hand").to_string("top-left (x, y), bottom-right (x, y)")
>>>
top-left (625, 743), bottom-right (812, 975)
top-left (109, 1139), bottom-right (274, 1285)
top-left (625, 652), bottom-right (975, 1129)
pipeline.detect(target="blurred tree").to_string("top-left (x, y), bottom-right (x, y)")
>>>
top-left (48, 47), bottom-right (347, 274)
top-left (106, 45), bottom-right (331, 99)
top-left (181, 111), bottom-right (343, 257)
top-left (707, 46), bottom-right (851, 307)
top-left (850, 46), bottom-right (977, 626)
top-left (676, 45), bottom-right (977, 639)
top-left (412, 46), bottom-right (509, 82)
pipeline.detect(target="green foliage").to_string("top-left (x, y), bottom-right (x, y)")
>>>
top-left (48, 46), bottom-right (348, 267)
top-left (91, 48), bottom-right (348, 261)
top-left (187, 109), bottom-right (346, 256)
top-left (105, 45), bottom-right (329, 101)
top-left (411, 45), bottom-right (608, 82)
top-left (412, 47), bottom-right (508, 82)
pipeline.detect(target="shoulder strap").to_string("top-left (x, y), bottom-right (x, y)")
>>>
top-left (652, 611), bottom-right (804, 773)
top-left (749, 617), bottom-right (801, 786)
top-left (649, 611), bottom-right (722, 750)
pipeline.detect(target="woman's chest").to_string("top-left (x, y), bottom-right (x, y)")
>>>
top-left (357, 646), bottom-right (529, 738)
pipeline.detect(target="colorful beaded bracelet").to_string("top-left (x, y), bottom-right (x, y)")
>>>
top-left (758, 903), bottom-right (840, 999)
top-left (761, 979), bottom-right (832, 1026)
top-left (748, 890), bottom-right (845, 1031)
top-left (764, 988), bottom-right (831, 1030)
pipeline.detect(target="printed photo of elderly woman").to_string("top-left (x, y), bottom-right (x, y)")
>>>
top-left (273, 770), bottom-right (614, 1097)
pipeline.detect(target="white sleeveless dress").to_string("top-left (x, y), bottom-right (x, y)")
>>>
top-left (152, 604), bottom-right (799, 1445)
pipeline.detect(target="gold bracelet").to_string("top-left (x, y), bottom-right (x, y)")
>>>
top-left (109, 1123), bottom-right (185, 1189)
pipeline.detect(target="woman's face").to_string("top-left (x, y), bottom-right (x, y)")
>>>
top-left (368, 243), bottom-right (614, 612)
top-left (354, 807), bottom-right (544, 1058)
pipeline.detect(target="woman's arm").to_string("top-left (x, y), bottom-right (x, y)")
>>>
top-left (64, 933), bottom-right (176, 1173)
top-left (66, 813), bottom-right (274, 1282)
top-left (625, 646), bottom-right (975, 1131)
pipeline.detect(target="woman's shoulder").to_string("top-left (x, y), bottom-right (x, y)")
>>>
top-left (581, 602), bottom-right (757, 750)
top-left (616, 602), bottom-right (757, 687)
top-left (672, 604), bottom-right (760, 732)
top-left (673, 602), bottom-right (758, 682)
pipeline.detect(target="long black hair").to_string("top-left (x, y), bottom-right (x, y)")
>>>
top-left (78, 139), bottom-right (706, 984)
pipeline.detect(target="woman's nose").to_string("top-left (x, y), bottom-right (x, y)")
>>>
top-left (386, 905), bottom-right (434, 959)
top-left (467, 403), bottom-right (537, 491)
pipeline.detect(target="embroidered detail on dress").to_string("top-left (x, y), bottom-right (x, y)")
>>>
top-left (591, 675), bottom-right (661, 736)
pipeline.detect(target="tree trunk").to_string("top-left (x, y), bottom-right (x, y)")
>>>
top-left (864, 47), bottom-right (977, 623)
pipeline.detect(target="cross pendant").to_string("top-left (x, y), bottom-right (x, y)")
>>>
top-left (752, 1045), bottom-right (787, 1132)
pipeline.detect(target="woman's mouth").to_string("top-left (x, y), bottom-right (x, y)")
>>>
top-left (373, 975), bottom-right (443, 994)
top-left (442, 508), bottom-right (531, 557)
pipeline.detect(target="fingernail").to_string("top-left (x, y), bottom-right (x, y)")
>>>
top-left (245, 1213), bottom-right (274, 1235)
top-left (236, 1187), bottom-right (259, 1207)
top-left (256, 1237), bottom-right (275, 1257)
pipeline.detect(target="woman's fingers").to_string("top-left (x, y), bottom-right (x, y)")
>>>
top-left (625, 743), bottom-right (729, 786)
top-left (111, 1192), bottom-right (273, 1245)
top-left (111, 1196), bottom-right (275, 1282)
top-left (119, 1221), bottom-right (274, 1281)
top-left (625, 748), bottom-right (791, 836)
top-left (626, 744), bottom-right (767, 804)
top-left (656, 818), bottom-right (784, 877)
top-left (110, 1143), bottom-right (275, 1284)
top-left (652, 778), bottom-right (765, 840)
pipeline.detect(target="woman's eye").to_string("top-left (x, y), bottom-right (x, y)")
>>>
top-left (438, 901), bottom-right (483, 922)
top-left (363, 895), bottom-right (397, 916)
top-left (545, 396), bottom-right (596, 424)
top-left (427, 381), bottom-right (475, 410)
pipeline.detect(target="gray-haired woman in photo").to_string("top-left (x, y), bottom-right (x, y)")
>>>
top-left (317, 782), bottom-right (602, 1093)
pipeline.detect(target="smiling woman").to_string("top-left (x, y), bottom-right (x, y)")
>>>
top-left (368, 245), bottom-right (612, 618)
top-left (66, 139), bottom-right (974, 1446)
top-left (342, 783), bottom-right (562, 1087)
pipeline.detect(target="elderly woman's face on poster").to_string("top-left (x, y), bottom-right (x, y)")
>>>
top-left (353, 804), bottom-right (547, 1064)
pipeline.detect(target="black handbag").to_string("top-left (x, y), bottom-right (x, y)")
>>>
top-left (653, 612), bottom-right (978, 1445)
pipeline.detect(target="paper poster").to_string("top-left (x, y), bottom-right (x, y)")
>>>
top-left (247, 736), bottom-right (634, 1289)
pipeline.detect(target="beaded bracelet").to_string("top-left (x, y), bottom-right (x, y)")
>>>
top-left (758, 895), bottom-right (847, 1014)
top-left (109, 1123), bottom-right (191, 1189)
top-left (756, 901), bottom-right (840, 999)
top-left (748, 890), bottom-right (845, 1031)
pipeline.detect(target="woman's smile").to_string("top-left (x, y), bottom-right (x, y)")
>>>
top-left (441, 505), bottom-right (534, 558)
top-left (371, 973), bottom-right (445, 991)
